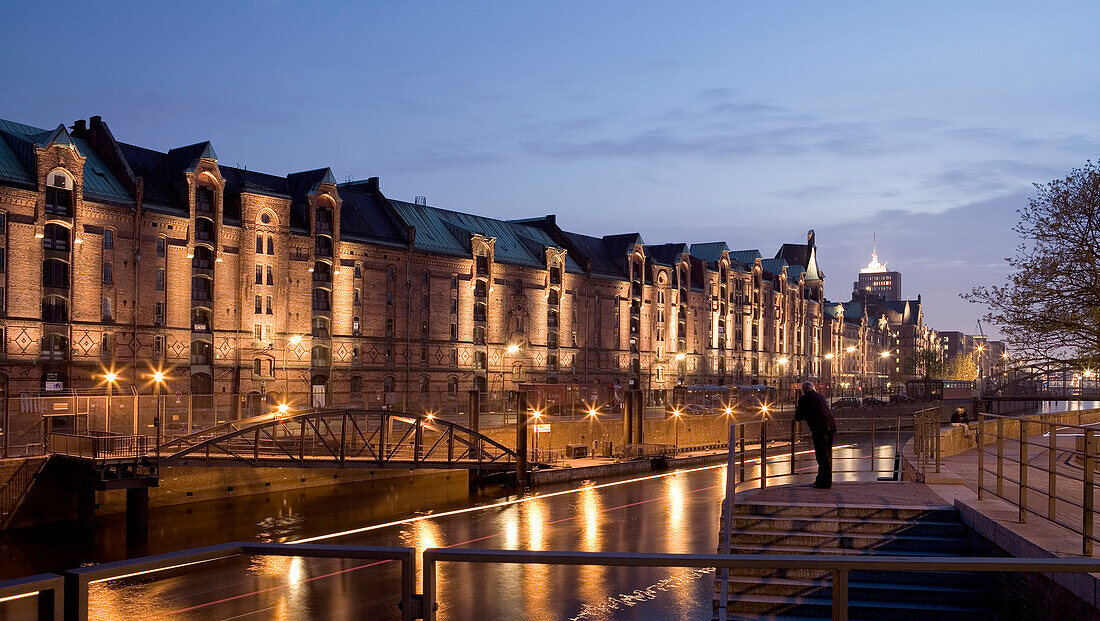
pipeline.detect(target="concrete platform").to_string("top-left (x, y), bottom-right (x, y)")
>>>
top-left (735, 481), bottom-right (952, 510)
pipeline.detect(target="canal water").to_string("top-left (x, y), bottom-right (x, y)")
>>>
top-left (0, 402), bottom-right (1085, 620)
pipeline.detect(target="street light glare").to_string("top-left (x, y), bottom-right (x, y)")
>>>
top-left (152, 370), bottom-right (165, 383)
top-left (824, 353), bottom-right (834, 360)
top-left (675, 352), bottom-right (686, 361)
top-left (277, 403), bottom-right (289, 414)
top-left (846, 346), bottom-right (856, 353)
top-left (289, 334), bottom-right (303, 345)
top-left (777, 357), bottom-right (788, 365)
top-left (103, 372), bottom-right (118, 383)
top-left (506, 344), bottom-right (520, 354)
top-left (880, 351), bottom-right (891, 358)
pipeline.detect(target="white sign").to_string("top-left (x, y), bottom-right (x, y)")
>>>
top-left (44, 382), bottom-right (63, 392)
top-left (534, 424), bottom-right (551, 434)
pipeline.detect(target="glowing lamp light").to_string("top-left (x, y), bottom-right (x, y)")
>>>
top-left (425, 411), bottom-right (435, 421)
top-left (506, 344), bottom-right (520, 354)
top-left (724, 406), bottom-right (733, 416)
top-left (880, 351), bottom-right (891, 358)
top-left (103, 372), bottom-right (118, 384)
top-left (289, 335), bottom-right (303, 345)
top-left (672, 409), bottom-right (682, 418)
top-left (277, 403), bottom-right (289, 415)
top-left (675, 353), bottom-right (687, 361)
top-left (824, 353), bottom-right (834, 360)
top-left (846, 346), bottom-right (856, 353)
top-left (778, 357), bottom-right (788, 365)
top-left (587, 408), bottom-right (599, 419)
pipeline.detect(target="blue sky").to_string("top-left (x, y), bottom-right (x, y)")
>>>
top-left (3, 1), bottom-right (1099, 336)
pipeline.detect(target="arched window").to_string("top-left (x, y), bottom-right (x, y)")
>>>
top-left (474, 301), bottom-right (486, 322)
top-left (43, 223), bottom-right (70, 251)
top-left (192, 245), bottom-right (213, 269)
top-left (354, 263), bottom-right (362, 279)
top-left (311, 345), bottom-right (330, 367)
top-left (191, 307), bottom-right (211, 332)
top-left (315, 205), bottom-right (333, 233)
top-left (549, 262), bottom-right (562, 285)
top-left (311, 316), bottom-right (330, 338)
top-left (474, 280), bottom-right (487, 298)
top-left (42, 296), bottom-right (68, 323)
top-left (191, 276), bottom-right (212, 301)
top-left (447, 376), bottom-right (458, 396)
top-left (190, 373), bottom-right (213, 394)
top-left (548, 289), bottom-right (559, 305)
top-left (195, 184), bottom-right (215, 214)
top-left (190, 340), bottom-right (212, 365)
top-left (195, 217), bottom-right (214, 243)
top-left (311, 288), bottom-right (331, 311)
top-left (314, 236), bottom-right (333, 257)
top-left (383, 376), bottom-right (396, 392)
top-left (473, 375), bottom-right (487, 393)
top-left (45, 171), bottom-right (73, 216)
top-left (352, 316), bottom-right (361, 335)
top-left (475, 248), bottom-right (490, 276)
top-left (474, 326), bottom-right (485, 345)
top-left (42, 259), bottom-right (69, 288)
top-left (266, 235), bottom-right (274, 255)
top-left (351, 375), bottom-right (362, 394)
top-left (419, 375), bottom-right (430, 395)
top-left (312, 261), bottom-right (332, 282)
top-left (41, 334), bottom-right (69, 361)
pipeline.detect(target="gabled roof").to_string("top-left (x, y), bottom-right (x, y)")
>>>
top-left (645, 242), bottom-right (688, 266)
top-left (761, 257), bottom-right (788, 277)
top-left (776, 243), bottom-right (809, 267)
top-left (0, 118), bottom-right (132, 204)
top-left (730, 249), bottom-right (762, 266)
top-left (388, 199), bottom-right (584, 273)
top-left (689, 241), bottom-right (729, 265)
top-left (560, 231), bottom-right (629, 278)
top-left (335, 180), bottom-right (406, 246)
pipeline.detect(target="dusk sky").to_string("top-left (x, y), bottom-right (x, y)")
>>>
top-left (4, 1), bottom-right (1099, 338)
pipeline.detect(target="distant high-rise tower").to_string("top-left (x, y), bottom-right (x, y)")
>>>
top-left (853, 237), bottom-right (902, 301)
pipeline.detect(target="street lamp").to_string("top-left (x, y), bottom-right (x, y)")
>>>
top-left (532, 409), bottom-right (543, 462)
top-left (880, 351), bottom-right (891, 398)
top-left (671, 408), bottom-right (682, 453)
top-left (586, 406), bottom-right (600, 455)
top-left (283, 334), bottom-right (303, 406)
top-left (150, 369), bottom-right (167, 456)
top-left (100, 371), bottom-right (118, 434)
top-left (502, 343), bottom-right (521, 414)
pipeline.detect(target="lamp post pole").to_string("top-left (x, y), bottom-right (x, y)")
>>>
top-left (284, 334), bottom-right (302, 406)
top-left (152, 370), bottom-right (165, 459)
top-left (102, 372), bottom-right (117, 434)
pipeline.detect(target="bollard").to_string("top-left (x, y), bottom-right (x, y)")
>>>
top-left (1085, 429), bottom-right (1095, 556)
top-left (1019, 420), bottom-right (1028, 524)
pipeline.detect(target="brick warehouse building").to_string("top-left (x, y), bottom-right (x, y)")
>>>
top-left (0, 115), bottom-right (825, 425)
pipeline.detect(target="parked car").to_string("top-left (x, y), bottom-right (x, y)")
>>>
top-left (832, 397), bottom-right (862, 408)
top-left (862, 397), bottom-right (887, 407)
top-left (889, 394), bottom-right (915, 403)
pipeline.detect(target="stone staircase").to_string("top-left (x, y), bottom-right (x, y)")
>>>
top-left (714, 499), bottom-right (996, 620)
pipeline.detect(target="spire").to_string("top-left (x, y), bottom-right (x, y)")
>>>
top-left (860, 233), bottom-right (887, 273)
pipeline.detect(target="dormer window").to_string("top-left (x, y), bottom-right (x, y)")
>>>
top-left (45, 171), bottom-right (73, 217)
top-left (549, 263), bottom-right (562, 285)
top-left (315, 205), bottom-right (333, 233)
top-left (475, 252), bottom-right (489, 276)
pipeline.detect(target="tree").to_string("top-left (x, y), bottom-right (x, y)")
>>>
top-left (942, 353), bottom-right (978, 381)
top-left (964, 160), bottom-right (1100, 368)
top-left (903, 347), bottom-right (944, 382)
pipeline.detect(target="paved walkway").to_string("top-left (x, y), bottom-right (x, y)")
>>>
top-left (735, 481), bottom-right (952, 509)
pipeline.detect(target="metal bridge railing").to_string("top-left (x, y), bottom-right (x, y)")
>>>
top-left (8, 544), bottom-right (1100, 621)
top-left (422, 549), bottom-right (1100, 621)
top-left (977, 411), bottom-right (1100, 555)
top-left (46, 433), bottom-right (150, 460)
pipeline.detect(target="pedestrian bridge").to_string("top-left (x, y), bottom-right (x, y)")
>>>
top-left (156, 408), bottom-right (518, 471)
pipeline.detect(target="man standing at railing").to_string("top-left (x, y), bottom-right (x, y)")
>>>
top-left (795, 381), bottom-right (837, 489)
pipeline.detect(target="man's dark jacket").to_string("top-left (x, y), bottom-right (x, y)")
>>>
top-left (795, 390), bottom-right (837, 435)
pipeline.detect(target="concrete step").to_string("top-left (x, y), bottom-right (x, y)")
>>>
top-left (723, 542), bottom-right (971, 556)
top-left (720, 575), bottom-right (986, 606)
top-left (717, 592), bottom-right (995, 621)
top-left (715, 566), bottom-right (983, 588)
top-left (721, 529), bottom-right (971, 554)
top-left (733, 502), bottom-right (958, 522)
top-left (729, 514), bottom-right (968, 537)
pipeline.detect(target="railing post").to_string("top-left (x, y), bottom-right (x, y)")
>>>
top-left (997, 417), bottom-right (1004, 497)
top-left (422, 550), bottom-right (437, 621)
top-left (1019, 420), bottom-right (1028, 523)
top-left (934, 412), bottom-right (941, 474)
top-left (738, 424), bottom-right (746, 481)
top-left (832, 568), bottom-right (849, 621)
top-left (1085, 429), bottom-right (1095, 557)
top-left (789, 420), bottom-right (797, 474)
top-left (400, 547), bottom-right (415, 621)
top-left (1049, 422), bottom-right (1057, 521)
top-left (870, 417), bottom-right (876, 473)
top-left (761, 418), bottom-right (769, 488)
top-left (977, 413), bottom-right (984, 500)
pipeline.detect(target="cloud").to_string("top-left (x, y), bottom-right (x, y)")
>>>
top-left (926, 159), bottom-right (1063, 194)
top-left (772, 184), bottom-right (848, 201)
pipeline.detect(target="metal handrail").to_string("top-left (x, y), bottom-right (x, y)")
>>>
top-left (59, 542), bottom-right (416, 621)
top-left (0, 573), bottom-right (63, 621)
top-left (421, 548), bottom-right (1100, 621)
top-left (976, 411), bottom-right (1100, 555)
